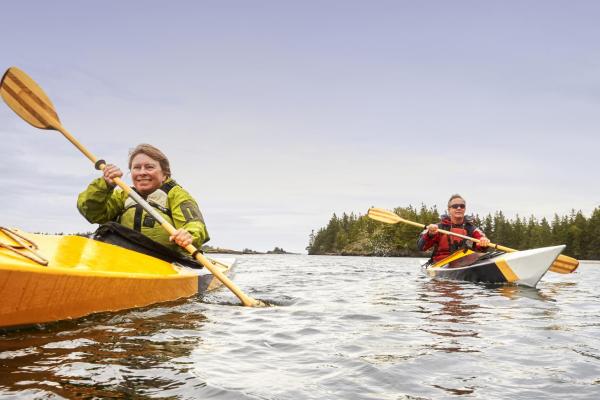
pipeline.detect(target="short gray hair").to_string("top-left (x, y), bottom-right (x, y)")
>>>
top-left (447, 194), bottom-right (465, 207)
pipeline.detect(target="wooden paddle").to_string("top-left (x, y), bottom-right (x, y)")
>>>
top-left (368, 207), bottom-right (579, 274)
top-left (1, 66), bottom-right (265, 307)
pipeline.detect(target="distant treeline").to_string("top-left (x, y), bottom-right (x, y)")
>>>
top-left (307, 205), bottom-right (600, 260)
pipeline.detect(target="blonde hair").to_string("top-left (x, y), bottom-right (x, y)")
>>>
top-left (128, 144), bottom-right (171, 178)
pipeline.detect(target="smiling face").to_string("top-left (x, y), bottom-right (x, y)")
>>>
top-left (130, 153), bottom-right (166, 196)
top-left (448, 196), bottom-right (466, 224)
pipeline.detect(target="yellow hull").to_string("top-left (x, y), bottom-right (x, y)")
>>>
top-left (0, 228), bottom-right (230, 328)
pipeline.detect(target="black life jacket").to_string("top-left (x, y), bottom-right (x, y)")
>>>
top-left (116, 179), bottom-right (179, 231)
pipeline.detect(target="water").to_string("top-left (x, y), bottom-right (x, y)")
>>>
top-left (1, 255), bottom-right (599, 399)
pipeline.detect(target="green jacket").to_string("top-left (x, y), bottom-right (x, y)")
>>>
top-left (77, 177), bottom-right (209, 254)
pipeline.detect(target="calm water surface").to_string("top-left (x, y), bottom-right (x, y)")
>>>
top-left (1, 255), bottom-right (599, 399)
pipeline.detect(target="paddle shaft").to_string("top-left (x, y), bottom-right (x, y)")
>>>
top-left (124, 182), bottom-right (258, 303)
top-left (404, 217), bottom-right (512, 252)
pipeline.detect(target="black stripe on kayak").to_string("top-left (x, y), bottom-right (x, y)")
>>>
top-left (430, 260), bottom-right (508, 284)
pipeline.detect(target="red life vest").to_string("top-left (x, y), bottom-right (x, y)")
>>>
top-left (432, 223), bottom-right (476, 261)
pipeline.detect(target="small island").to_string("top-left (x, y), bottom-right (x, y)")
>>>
top-left (266, 246), bottom-right (289, 254)
top-left (202, 245), bottom-right (296, 255)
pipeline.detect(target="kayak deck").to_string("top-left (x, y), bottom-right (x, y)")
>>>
top-left (0, 228), bottom-right (233, 329)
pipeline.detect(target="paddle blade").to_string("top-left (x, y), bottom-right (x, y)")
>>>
top-left (367, 207), bottom-right (402, 224)
top-left (550, 255), bottom-right (579, 274)
top-left (0, 67), bottom-right (60, 130)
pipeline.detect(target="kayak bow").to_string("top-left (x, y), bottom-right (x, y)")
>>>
top-left (0, 228), bottom-right (234, 329)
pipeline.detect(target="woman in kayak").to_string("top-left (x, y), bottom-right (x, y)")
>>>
top-left (77, 144), bottom-right (209, 253)
top-left (417, 194), bottom-right (490, 262)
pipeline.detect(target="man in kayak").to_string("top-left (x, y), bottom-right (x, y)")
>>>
top-left (77, 144), bottom-right (209, 254)
top-left (417, 194), bottom-right (490, 262)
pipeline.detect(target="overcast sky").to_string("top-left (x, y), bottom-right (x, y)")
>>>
top-left (1, 1), bottom-right (599, 253)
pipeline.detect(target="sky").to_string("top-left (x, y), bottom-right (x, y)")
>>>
top-left (1, 1), bottom-right (599, 253)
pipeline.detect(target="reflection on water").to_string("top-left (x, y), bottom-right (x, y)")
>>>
top-left (489, 284), bottom-right (554, 302)
top-left (1, 256), bottom-right (599, 399)
top-left (1, 301), bottom-right (210, 399)
top-left (421, 280), bottom-right (481, 323)
top-left (417, 280), bottom-right (481, 360)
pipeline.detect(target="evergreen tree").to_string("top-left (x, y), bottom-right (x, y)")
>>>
top-left (585, 207), bottom-right (600, 259)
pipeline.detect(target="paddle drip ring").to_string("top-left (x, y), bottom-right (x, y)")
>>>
top-left (0, 227), bottom-right (49, 266)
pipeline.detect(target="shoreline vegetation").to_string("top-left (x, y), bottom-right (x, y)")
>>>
top-left (202, 246), bottom-right (297, 255)
top-left (306, 205), bottom-right (600, 260)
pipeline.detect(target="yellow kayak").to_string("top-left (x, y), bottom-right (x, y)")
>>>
top-left (0, 227), bottom-right (233, 329)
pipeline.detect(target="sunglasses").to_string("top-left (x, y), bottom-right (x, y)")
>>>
top-left (450, 204), bottom-right (466, 209)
